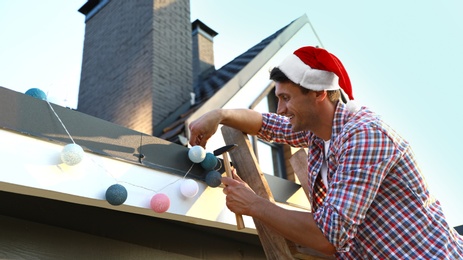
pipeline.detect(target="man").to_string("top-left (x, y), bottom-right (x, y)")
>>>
top-left (189, 46), bottom-right (463, 258)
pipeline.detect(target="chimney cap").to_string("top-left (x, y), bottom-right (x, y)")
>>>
top-left (78, 0), bottom-right (100, 15)
top-left (192, 19), bottom-right (218, 37)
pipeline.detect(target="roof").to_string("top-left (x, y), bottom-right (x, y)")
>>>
top-left (455, 225), bottom-right (463, 235)
top-left (0, 85), bottom-right (307, 220)
top-left (159, 18), bottom-right (295, 144)
top-left (194, 24), bottom-right (288, 103)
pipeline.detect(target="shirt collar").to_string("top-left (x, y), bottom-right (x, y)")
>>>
top-left (330, 101), bottom-right (351, 142)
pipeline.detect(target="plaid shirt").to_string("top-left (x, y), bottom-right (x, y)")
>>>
top-left (258, 102), bottom-right (463, 259)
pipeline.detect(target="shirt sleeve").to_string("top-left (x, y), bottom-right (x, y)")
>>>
top-left (257, 113), bottom-right (309, 147)
top-left (314, 124), bottom-right (402, 251)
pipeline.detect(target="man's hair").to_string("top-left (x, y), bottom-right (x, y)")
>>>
top-left (270, 67), bottom-right (340, 103)
top-left (269, 67), bottom-right (291, 83)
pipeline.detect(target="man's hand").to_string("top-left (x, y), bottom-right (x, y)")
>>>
top-left (188, 109), bottom-right (263, 148)
top-left (188, 109), bottom-right (222, 148)
top-left (221, 170), bottom-right (261, 216)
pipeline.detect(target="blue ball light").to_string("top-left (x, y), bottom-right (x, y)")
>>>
top-left (200, 152), bottom-right (218, 171)
top-left (205, 170), bottom-right (222, 188)
top-left (25, 88), bottom-right (47, 100)
top-left (105, 184), bottom-right (128, 206)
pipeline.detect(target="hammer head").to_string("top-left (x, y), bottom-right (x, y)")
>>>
top-left (213, 144), bottom-right (238, 156)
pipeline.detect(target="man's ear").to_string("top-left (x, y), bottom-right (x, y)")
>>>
top-left (314, 90), bottom-right (327, 101)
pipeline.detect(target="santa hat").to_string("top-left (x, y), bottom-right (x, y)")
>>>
top-left (277, 46), bottom-right (358, 112)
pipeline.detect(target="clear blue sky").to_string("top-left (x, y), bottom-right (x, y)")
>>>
top-left (1, 1), bottom-right (462, 227)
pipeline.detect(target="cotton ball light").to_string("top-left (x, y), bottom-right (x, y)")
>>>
top-left (180, 179), bottom-right (199, 198)
top-left (105, 184), bottom-right (128, 206)
top-left (150, 193), bottom-right (170, 213)
top-left (205, 170), bottom-right (222, 187)
top-left (61, 143), bottom-right (85, 166)
top-left (188, 145), bottom-right (206, 163)
top-left (25, 88), bottom-right (47, 100)
top-left (200, 152), bottom-right (218, 171)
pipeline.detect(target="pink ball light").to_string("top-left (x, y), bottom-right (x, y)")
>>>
top-left (150, 193), bottom-right (170, 213)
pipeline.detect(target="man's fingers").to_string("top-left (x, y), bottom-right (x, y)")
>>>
top-left (189, 132), bottom-right (208, 147)
top-left (231, 168), bottom-right (244, 182)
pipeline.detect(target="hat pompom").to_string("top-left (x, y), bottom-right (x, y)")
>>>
top-left (346, 100), bottom-right (360, 113)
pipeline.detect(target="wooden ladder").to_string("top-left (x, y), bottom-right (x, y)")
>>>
top-left (221, 126), bottom-right (335, 260)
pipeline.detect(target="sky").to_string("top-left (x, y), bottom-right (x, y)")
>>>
top-left (1, 1), bottom-right (462, 227)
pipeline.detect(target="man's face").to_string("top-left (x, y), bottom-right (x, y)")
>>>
top-left (275, 81), bottom-right (318, 132)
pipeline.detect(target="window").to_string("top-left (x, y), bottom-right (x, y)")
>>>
top-left (251, 86), bottom-right (287, 178)
top-left (256, 138), bottom-right (287, 178)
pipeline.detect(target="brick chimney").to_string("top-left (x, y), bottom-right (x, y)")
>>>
top-left (191, 19), bottom-right (218, 99)
top-left (77, 0), bottom-right (193, 136)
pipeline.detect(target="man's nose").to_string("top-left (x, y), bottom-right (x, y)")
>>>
top-left (276, 102), bottom-right (285, 116)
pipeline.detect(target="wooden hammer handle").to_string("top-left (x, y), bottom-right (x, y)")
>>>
top-left (222, 152), bottom-right (245, 230)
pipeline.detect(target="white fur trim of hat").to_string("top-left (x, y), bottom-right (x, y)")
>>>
top-left (278, 54), bottom-right (340, 92)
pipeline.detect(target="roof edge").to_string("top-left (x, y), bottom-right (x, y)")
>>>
top-left (187, 14), bottom-right (310, 125)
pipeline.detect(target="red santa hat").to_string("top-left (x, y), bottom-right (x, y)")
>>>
top-left (277, 46), bottom-right (358, 111)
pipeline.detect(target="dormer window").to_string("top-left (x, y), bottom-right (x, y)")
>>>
top-left (251, 86), bottom-right (289, 179)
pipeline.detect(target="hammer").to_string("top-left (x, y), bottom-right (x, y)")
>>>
top-left (214, 144), bottom-right (245, 230)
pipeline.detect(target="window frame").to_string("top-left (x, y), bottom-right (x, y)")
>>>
top-left (249, 82), bottom-right (288, 178)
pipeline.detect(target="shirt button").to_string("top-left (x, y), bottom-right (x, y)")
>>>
top-left (312, 172), bottom-right (317, 176)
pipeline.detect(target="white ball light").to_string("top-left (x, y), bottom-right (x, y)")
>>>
top-left (61, 143), bottom-right (85, 166)
top-left (188, 145), bottom-right (206, 163)
top-left (180, 179), bottom-right (199, 198)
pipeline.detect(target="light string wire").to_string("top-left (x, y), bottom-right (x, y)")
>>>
top-left (46, 100), bottom-right (75, 144)
top-left (45, 100), bottom-right (196, 194)
top-left (95, 159), bottom-right (195, 193)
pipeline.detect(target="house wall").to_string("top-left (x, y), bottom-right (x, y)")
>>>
top-left (78, 0), bottom-right (193, 135)
top-left (0, 215), bottom-right (199, 259)
top-left (0, 192), bottom-right (266, 259)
